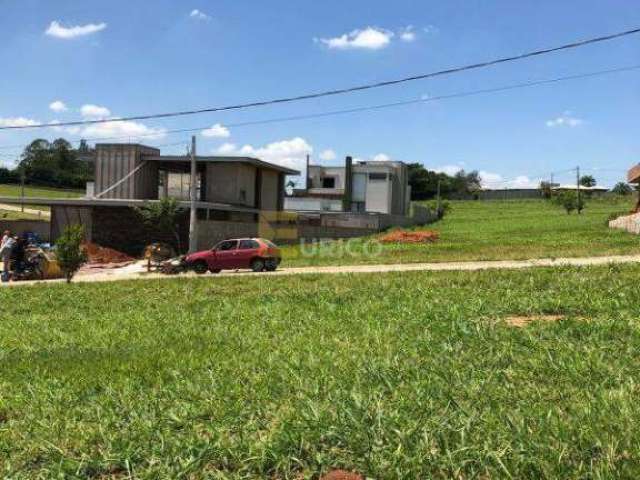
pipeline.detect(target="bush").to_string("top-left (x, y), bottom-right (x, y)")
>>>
top-left (425, 200), bottom-right (451, 219)
top-left (553, 191), bottom-right (586, 214)
top-left (612, 182), bottom-right (633, 196)
top-left (55, 225), bottom-right (87, 283)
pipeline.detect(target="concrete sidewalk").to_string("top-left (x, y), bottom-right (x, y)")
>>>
top-left (2, 253), bottom-right (640, 287)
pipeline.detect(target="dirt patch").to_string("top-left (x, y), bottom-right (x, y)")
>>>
top-left (320, 470), bottom-right (363, 480)
top-left (379, 229), bottom-right (439, 244)
top-left (505, 314), bottom-right (565, 327)
top-left (82, 243), bottom-right (134, 264)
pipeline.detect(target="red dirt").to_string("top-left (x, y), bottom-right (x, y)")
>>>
top-left (320, 470), bottom-right (363, 480)
top-left (82, 243), bottom-right (134, 264)
top-left (379, 229), bottom-right (440, 244)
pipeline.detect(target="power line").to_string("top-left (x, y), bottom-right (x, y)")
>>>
top-left (2, 27), bottom-right (639, 132)
top-left (1, 63), bottom-right (637, 155)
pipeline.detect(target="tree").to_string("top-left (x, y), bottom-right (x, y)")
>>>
top-left (407, 163), bottom-right (482, 200)
top-left (580, 175), bottom-right (596, 187)
top-left (135, 197), bottom-right (185, 252)
top-left (17, 138), bottom-right (91, 188)
top-left (539, 181), bottom-right (553, 199)
top-left (55, 225), bottom-right (87, 283)
top-left (553, 191), bottom-right (585, 214)
top-left (612, 182), bottom-right (633, 195)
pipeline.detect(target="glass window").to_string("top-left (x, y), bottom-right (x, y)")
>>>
top-left (322, 177), bottom-right (336, 188)
top-left (216, 240), bottom-right (237, 251)
top-left (261, 239), bottom-right (278, 248)
top-left (239, 239), bottom-right (260, 249)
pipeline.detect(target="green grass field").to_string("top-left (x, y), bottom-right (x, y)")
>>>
top-left (0, 184), bottom-right (84, 199)
top-left (1, 265), bottom-right (640, 478)
top-left (281, 196), bottom-right (640, 267)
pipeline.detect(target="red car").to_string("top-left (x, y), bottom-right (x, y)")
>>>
top-left (183, 238), bottom-right (281, 274)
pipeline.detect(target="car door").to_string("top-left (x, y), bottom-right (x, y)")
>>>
top-left (236, 239), bottom-right (261, 268)
top-left (213, 240), bottom-right (238, 270)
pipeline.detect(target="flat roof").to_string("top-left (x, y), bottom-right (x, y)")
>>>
top-left (0, 197), bottom-right (259, 213)
top-left (143, 154), bottom-right (300, 176)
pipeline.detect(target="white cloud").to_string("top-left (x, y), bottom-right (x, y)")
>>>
top-left (80, 119), bottom-right (166, 140)
top-left (546, 111), bottom-right (584, 128)
top-left (201, 123), bottom-right (230, 138)
top-left (318, 27), bottom-right (394, 50)
top-left (0, 117), bottom-right (39, 127)
top-left (372, 153), bottom-right (391, 162)
top-left (49, 100), bottom-right (67, 113)
top-left (80, 104), bottom-right (111, 118)
top-left (400, 26), bottom-right (416, 42)
top-left (190, 9), bottom-right (211, 21)
top-left (217, 137), bottom-right (312, 172)
top-left (423, 25), bottom-right (438, 34)
top-left (319, 149), bottom-right (336, 161)
top-left (45, 20), bottom-right (106, 39)
top-left (48, 120), bottom-right (81, 135)
top-left (216, 143), bottom-right (237, 154)
top-left (434, 164), bottom-right (464, 176)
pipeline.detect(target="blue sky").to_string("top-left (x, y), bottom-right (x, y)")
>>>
top-left (1, 0), bottom-right (639, 187)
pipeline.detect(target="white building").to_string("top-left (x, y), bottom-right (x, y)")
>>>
top-left (284, 157), bottom-right (411, 216)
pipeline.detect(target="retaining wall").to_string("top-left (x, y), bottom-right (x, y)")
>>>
top-left (609, 212), bottom-right (640, 235)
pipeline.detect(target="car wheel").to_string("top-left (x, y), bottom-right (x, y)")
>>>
top-left (250, 258), bottom-right (265, 272)
top-left (265, 259), bottom-right (278, 272)
top-left (193, 261), bottom-right (208, 274)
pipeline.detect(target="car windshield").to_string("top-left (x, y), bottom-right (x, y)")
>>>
top-left (261, 239), bottom-right (278, 248)
top-left (215, 240), bottom-right (237, 251)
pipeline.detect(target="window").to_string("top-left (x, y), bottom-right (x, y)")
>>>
top-left (322, 177), bottom-right (336, 188)
top-left (368, 173), bottom-right (387, 182)
top-left (261, 239), bottom-right (277, 248)
top-left (239, 189), bottom-right (247, 202)
top-left (216, 240), bottom-right (237, 251)
top-left (239, 239), bottom-right (260, 249)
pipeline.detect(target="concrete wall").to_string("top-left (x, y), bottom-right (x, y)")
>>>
top-left (51, 206), bottom-right (93, 243)
top-left (0, 220), bottom-right (50, 242)
top-left (206, 163), bottom-right (257, 208)
top-left (261, 170), bottom-right (279, 211)
top-left (609, 212), bottom-right (640, 235)
top-left (196, 221), bottom-right (258, 250)
top-left (365, 174), bottom-right (392, 214)
top-left (94, 144), bottom-right (160, 200)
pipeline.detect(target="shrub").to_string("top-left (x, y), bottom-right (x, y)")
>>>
top-left (553, 191), bottom-right (586, 214)
top-left (612, 182), bottom-right (633, 196)
top-left (55, 225), bottom-right (87, 283)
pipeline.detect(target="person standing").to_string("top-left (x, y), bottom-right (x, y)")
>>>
top-left (0, 230), bottom-right (9, 249)
top-left (0, 233), bottom-right (15, 282)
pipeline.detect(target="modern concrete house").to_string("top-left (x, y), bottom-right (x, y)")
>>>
top-left (0, 143), bottom-right (299, 253)
top-left (285, 157), bottom-right (411, 215)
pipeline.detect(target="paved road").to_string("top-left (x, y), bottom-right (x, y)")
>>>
top-left (2, 254), bottom-right (640, 287)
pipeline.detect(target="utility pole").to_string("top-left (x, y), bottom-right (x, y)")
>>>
top-left (576, 165), bottom-right (581, 215)
top-left (188, 135), bottom-right (198, 253)
top-left (20, 166), bottom-right (25, 213)
top-left (436, 179), bottom-right (442, 215)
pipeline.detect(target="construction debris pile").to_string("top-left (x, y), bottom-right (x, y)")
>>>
top-left (82, 243), bottom-right (134, 264)
top-left (379, 229), bottom-right (440, 244)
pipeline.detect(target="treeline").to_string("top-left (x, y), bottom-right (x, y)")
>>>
top-left (407, 163), bottom-right (482, 200)
top-left (0, 138), bottom-right (92, 189)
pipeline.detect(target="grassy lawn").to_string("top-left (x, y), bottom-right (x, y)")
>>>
top-left (0, 184), bottom-right (84, 199)
top-left (0, 184), bottom-right (84, 216)
top-left (281, 196), bottom-right (640, 266)
top-left (0, 209), bottom-right (46, 221)
top-left (1, 265), bottom-right (640, 478)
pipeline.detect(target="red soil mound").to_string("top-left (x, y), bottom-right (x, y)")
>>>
top-left (82, 242), bottom-right (134, 264)
top-left (379, 229), bottom-right (440, 244)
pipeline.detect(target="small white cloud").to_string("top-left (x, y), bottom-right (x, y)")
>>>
top-left (190, 9), bottom-right (211, 21)
top-left (319, 149), bottom-right (336, 161)
top-left (546, 111), bottom-right (584, 128)
top-left (479, 171), bottom-right (541, 189)
top-left (423, 25), bottom-right (438, 34)
top-left (399, 26), bottom-right (416, 42)
top-left (49, 100), bottom-right (68, 113)
top-left (318, 27), bottom-right (394, 50)
top-left (216, 137), bottom-right (312, 172)
top-left (201, 123), bottom-right (230, 138)
top-left (434, 164), bottom-right (464, 176)
top-left (0, 117), bottom-right (39, 127)
top-left (45, 20), bottom-right (106, 39)
top-left (216, 143), bottom-right (237, 154)
top-left (80, 104), bottom-right (111, 118)
top-left (372, 153), bottom-right (391, 162)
